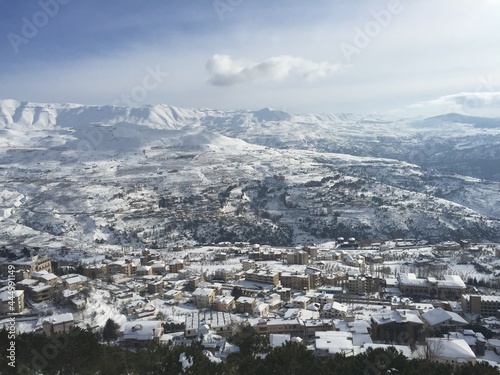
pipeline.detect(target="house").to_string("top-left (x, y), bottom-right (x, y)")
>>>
top-left (212, 295), bottom-right (235, 312)
top-left (280, 272), bottom-right (311, 290)
top-left (264, 293), bottom-right (282, 310)
top-left (42, 313), bottom-right (74, 335)
top-left (0, 255), bottom-right (52, 277)
top-left (107, 260), bottom-right (133, 276)
top-left (135, 265), bottom-right (152, 276)
top-left (426, 337), bottom-right (476, 365)
top-left (306, 291), bottom-right (334, 307)
top-left (147, 281), bottom-right (164, 296)
top-left (321, 302), bottom-right (348, 319)
top-left (62, 274), bottom-right (88, 291)
top-left (235, 296), bottom-right (256, 315)
top-left (120, 321), bottom-right (163, 348)
top-left (315, 331), bottom-right (354, 356)
top-left (334, 320), bottom-right (373, 346)
top-left (251, 317), bottom-right (304, 337)
top-left (269, 334), bottom-right (291, 348)
top-left (82, 263), bottom-right (107, 278)
top-left (244, 269), bottom-right (280, 286)
top-left (292, 295), bottom-right (310, 309)
top-left (421, 307), bottom-right (468, 331)
top-left (253, 303), bottom-right (270, 318)
top-left (192, 287), bottom-right (216, 309)
top-left (29, 283), bottom-right (54, 303)
top-left (126, 300), bottom-right (147, 315)
top-left (164, 289), bottom-right (182, 301)
top-left (168, 259), bottom-right (184, 273)
top-left (185, 311), bottom-right (239, 338)
top-left (0, 290), bottom-right (24, 313)
top-left (151, 262), bottom-right (166, 275)
top-left (371, 309), bottom-right (424, 344)
top-left (31, 271), bottom-right (59, 286)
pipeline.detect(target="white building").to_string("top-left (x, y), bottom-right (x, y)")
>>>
top-left (426, 337), bottom-right (476, 365)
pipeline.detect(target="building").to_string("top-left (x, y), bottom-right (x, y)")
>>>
top-left (192, 287), bottom-right (216, 309)
top-left (213, 268), bottom-right (233, 283)
top-left (212, 295), bottom-right (235, 312)
top-left (62, 274), bottom-right (88, 291)
top-left (371, 309), bottom-right (424, 344)
top-left (29, 284), bottom-right (54, 303)
top-left (253, 303), bottom-right (270, 318)
top-left (347, 274), bottom-right (382, 295)
top-left (461, 294), bottom-right (500, 317)
top-left (292, 295), bottom-right (310, 309)
top-left (164, 289), bottom-right (182, 301)
top-left (0, 255), bottom-right (52, 277)
top-left (280, 272), bottom-right (311, 290)
top-left (434, 241), bottom-right (461, 251)
top-left (235, 296), bottom-right (257, 315)
top-left (315, 331), bottom-right (354, 356)
top-left (31, 271), bottom-right (59, 286)
top-left (168, 259), bottom-right (184, 273)
top-left (421, 307), bottom-right (468, 331)
top-left (0, 290), bottom-right (24, 313)
top-left (82, 263), bottom-right (107, 278)
top-left (245, 269), bottom-right (280, 286)
top-left (151, 262), bottom-right (166, 275)
top-left (147, 281), bottom-right (164, 296)
top-left (306, 291), bottom-right (334, 307)
top-left (120, 321), bottom-right (163, 348)
top-left (42, 313), bottom-right (74, 335)
top-left (286, 251), bottom-right (309, 265)
top-left (135, 265), bottom-right (153, 276)
top-left (426, 337), bottom-right (476, 365)
top-left (107, 260), bottom-right (133, 276)
top-left (251, 317), bottom-right (304, 337)
top-left (398, 273), bottom-right (465, 299)
top-left (320, 302), bottom-right (348, 319)
top-left (185, 311), bottom-right (239, 338)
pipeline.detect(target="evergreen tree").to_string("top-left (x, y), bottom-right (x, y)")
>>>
top-left (102, 318), bottom-right (120, 344)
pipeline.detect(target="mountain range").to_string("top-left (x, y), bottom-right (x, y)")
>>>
top-left (1, 99), bottom-right (499, 248)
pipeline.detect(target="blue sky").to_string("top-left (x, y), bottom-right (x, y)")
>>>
top-left (1, 0), bottom-right (500, 117)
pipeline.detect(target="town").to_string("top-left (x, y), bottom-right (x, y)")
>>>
top-left (2, 237), bottom-right (500, 369)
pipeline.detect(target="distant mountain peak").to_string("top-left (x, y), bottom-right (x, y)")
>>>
top-left (414, 112), bottom-right (500, 128)
top-left (252, 107), bottom-right (292, 122)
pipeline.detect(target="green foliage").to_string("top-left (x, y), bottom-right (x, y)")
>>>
top-left (2, 329), bottom-right (500, 375)
top-left (102, 318), bottom-right (120, 343)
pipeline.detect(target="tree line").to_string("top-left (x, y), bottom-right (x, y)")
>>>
top-left (1, 325), bottom-right (499, 374)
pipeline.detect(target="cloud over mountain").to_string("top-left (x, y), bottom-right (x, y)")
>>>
top-left (409, 91), bottom-right (500, 113)
top-left (206, 54), bottom-right (342, 86)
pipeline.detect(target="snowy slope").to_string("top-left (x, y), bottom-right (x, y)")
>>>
top-left (0, 99), bottom-right (499, 247)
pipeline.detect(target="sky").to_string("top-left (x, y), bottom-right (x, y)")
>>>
top-left (1, 0), bottom-right (500, 117)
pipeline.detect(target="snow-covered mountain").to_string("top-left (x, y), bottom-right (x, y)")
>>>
top-left (1, 99), bottom-right (499, 248)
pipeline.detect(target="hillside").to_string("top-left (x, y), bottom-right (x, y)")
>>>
top-left (1, 100), bottom-right (500, 247)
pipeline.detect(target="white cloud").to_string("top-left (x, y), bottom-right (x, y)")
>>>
top-left (206, 54), bottom-right (343, 86)
top-left (408, 91), bottom-right (500, 115)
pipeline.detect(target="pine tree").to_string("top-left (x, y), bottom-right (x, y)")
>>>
top-left (102, 318), bottom-right (120, 344)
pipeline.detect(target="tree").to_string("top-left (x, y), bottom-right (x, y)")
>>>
top-left (261, 341), bottom-right (320, 375)
top-left (231, 286), bottom-right (243, 300)
top-left (102, 318), bottom-right (120, 344)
